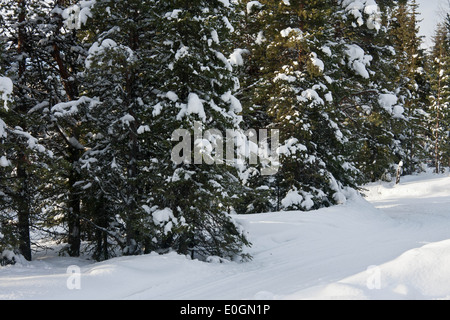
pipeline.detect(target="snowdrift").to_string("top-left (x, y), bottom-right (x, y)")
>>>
top-left (1, 171), bottom-right (450, 300)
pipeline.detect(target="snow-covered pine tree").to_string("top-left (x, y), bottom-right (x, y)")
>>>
top-left (388, 0), bottom-right (429, 175)
top-left (428, 20), bottom-right (450, 172)
top-left (38, 0), bottom-right (99, 257)
top-left (228, 0), bottom-right (279, 214)
top-left (79, 0), bottom-right (160, 257)
top-left (234, 0), bottom-right (388, 211)
top-left (335, 0), bottom-right (416, 183)
top-left (0, 67), bottom-right (15, 262)
top-left (443, 14), bottom-right (450, 169)
top-left (145, 0), bottom-right (251, 260)
top-left (0, 0), bottom-right (56, 261)
top-left (1, 0), bottom-right (109, 259)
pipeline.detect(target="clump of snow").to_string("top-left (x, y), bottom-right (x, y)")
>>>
top-left (137, 125), bottom-right (150, 134)
top-left (378, 93), bottom-right (404, 118)
top-left (222, 17), bottom-right (234, 32)
top-left (0, 250), bottom-right (26, 266)
top-left (221, 91), bottom-right (242, 113)
top-left (62, 0), bottom-right (96, 30)
top-left (255, 31), bottom-right (266, 45)
top-left (392, 105), bottom-right (405, 118)
top-left (11, 128), bottom-right (50, 156)
top-left (276, 137), bottom-right (307, 156)
top-left (215, 51), bottom-right (233, 71)
top-left (299, 89), bottom-right (325, 106)
top-left (247, 1), bottom-right (263, 14)
top-left (310, 52), bottom-right (324, 72)
top-left (206, 256), bottom-right (231, 264)
top-left (1, 250), bottom-right (15, 261)
top-left (341, 0), bottom-right (381, 31)
top-left (274, 73), bottom-right (296, 83)
top-left (280, 27), bottom-right (302, 38)
top-left (217, 0), bottom-right (231, 8)
top-left (0, 118), bottom-right (6, 139)
top-left (229, 49), bottom-right (249, 67)
top-left (152, 208), bottom-right (178, 235)
top-left (51, 96), bottom-right (99, 118)
top-left (152, 103), bottom-right (163, 117)
top-left (345, 44), bottom-right (372, 79)
top-left (0, 76), bottom-right (13, 110)
top-left (166, 91), bottom-right (179, 102)
top-left (186, 93), bottom-right (207, 122)
top-left (120, 114), bottom-right (135, 126)
top-left (85, 39), bottom-right (118, 68)
top-left (210, 29), bottom-right (219, 45)
top-left (0, 79), bottom-right (9, 139)
top-left (165, 9), bottom-right (183, 20)
top-left (281, 188), bottom-right (303, 209)
top-left (0, 156), bottom-right (11, 167)
top-left (152, 208), bottom-right (173, 225)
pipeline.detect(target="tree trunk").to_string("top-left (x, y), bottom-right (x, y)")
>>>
top-left (67, 147), bottom-right (81, 257)
top-left (94, 197), bottom-right (109, 261)
top-left (51, 4), bottom-right (82, 256)
top-left (124, 24), bottom-right (141, 255)
top-left (17, 153), bottom-right (32, 261)
top-left (124, 80), bottom-right (140, 255)
top-left (16, 0), bottom-right (32, 261)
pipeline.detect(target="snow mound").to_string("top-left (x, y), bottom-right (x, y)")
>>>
top-left (286, 239), bottom-right (450, 300)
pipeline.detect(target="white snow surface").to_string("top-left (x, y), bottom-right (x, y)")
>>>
top-left (1, 170), bottom-right (450, 300)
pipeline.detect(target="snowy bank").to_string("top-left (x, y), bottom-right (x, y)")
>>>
top-left (0, 172), bottom-right (450, 300)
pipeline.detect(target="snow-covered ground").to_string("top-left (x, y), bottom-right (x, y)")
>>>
top-left (1, 170), bottom-right (450, 300)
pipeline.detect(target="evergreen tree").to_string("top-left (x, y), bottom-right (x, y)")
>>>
top-left (146, 0), bottom-right (251, 260)
top-left (0, 0), bottom-right (56, 261)
top-left (80, 0), bottom-right (251, 260)
top-left (80, 0), bottom-right (160, 257)
top-left (230, 0), bottom-right (280, 214)
top-left (233, 0), bottom-right (405, 211)
top-left (234, 0), bottom-right (349, 211)
top-left (389, 0), bottom-right (429, 175)
top-left (428, 19), bottom-right (450, 172)
top-left (1, 0), bottom-right (103, 259)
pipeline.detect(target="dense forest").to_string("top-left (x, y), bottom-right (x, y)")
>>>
top-left (0, 0), bottom-right (449, 265)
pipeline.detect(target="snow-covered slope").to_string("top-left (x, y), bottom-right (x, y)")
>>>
top-left (1, 171), bottom-right (450, 300)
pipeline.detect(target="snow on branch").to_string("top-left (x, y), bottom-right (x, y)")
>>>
top-left (0, 76), bottom-right (13, 110)
top-left (0, 77), bottom-right (13, 165)
top-left (345, 44), bottom-right (373, 79)
top-left (340, 0), bottom-right (381, 31)
top-left (51, 96), bottom-right (99, 118)
top-left (11, 127), bottom-right (53, 157)
top-left (62, 0), bottom-right (96, 30)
